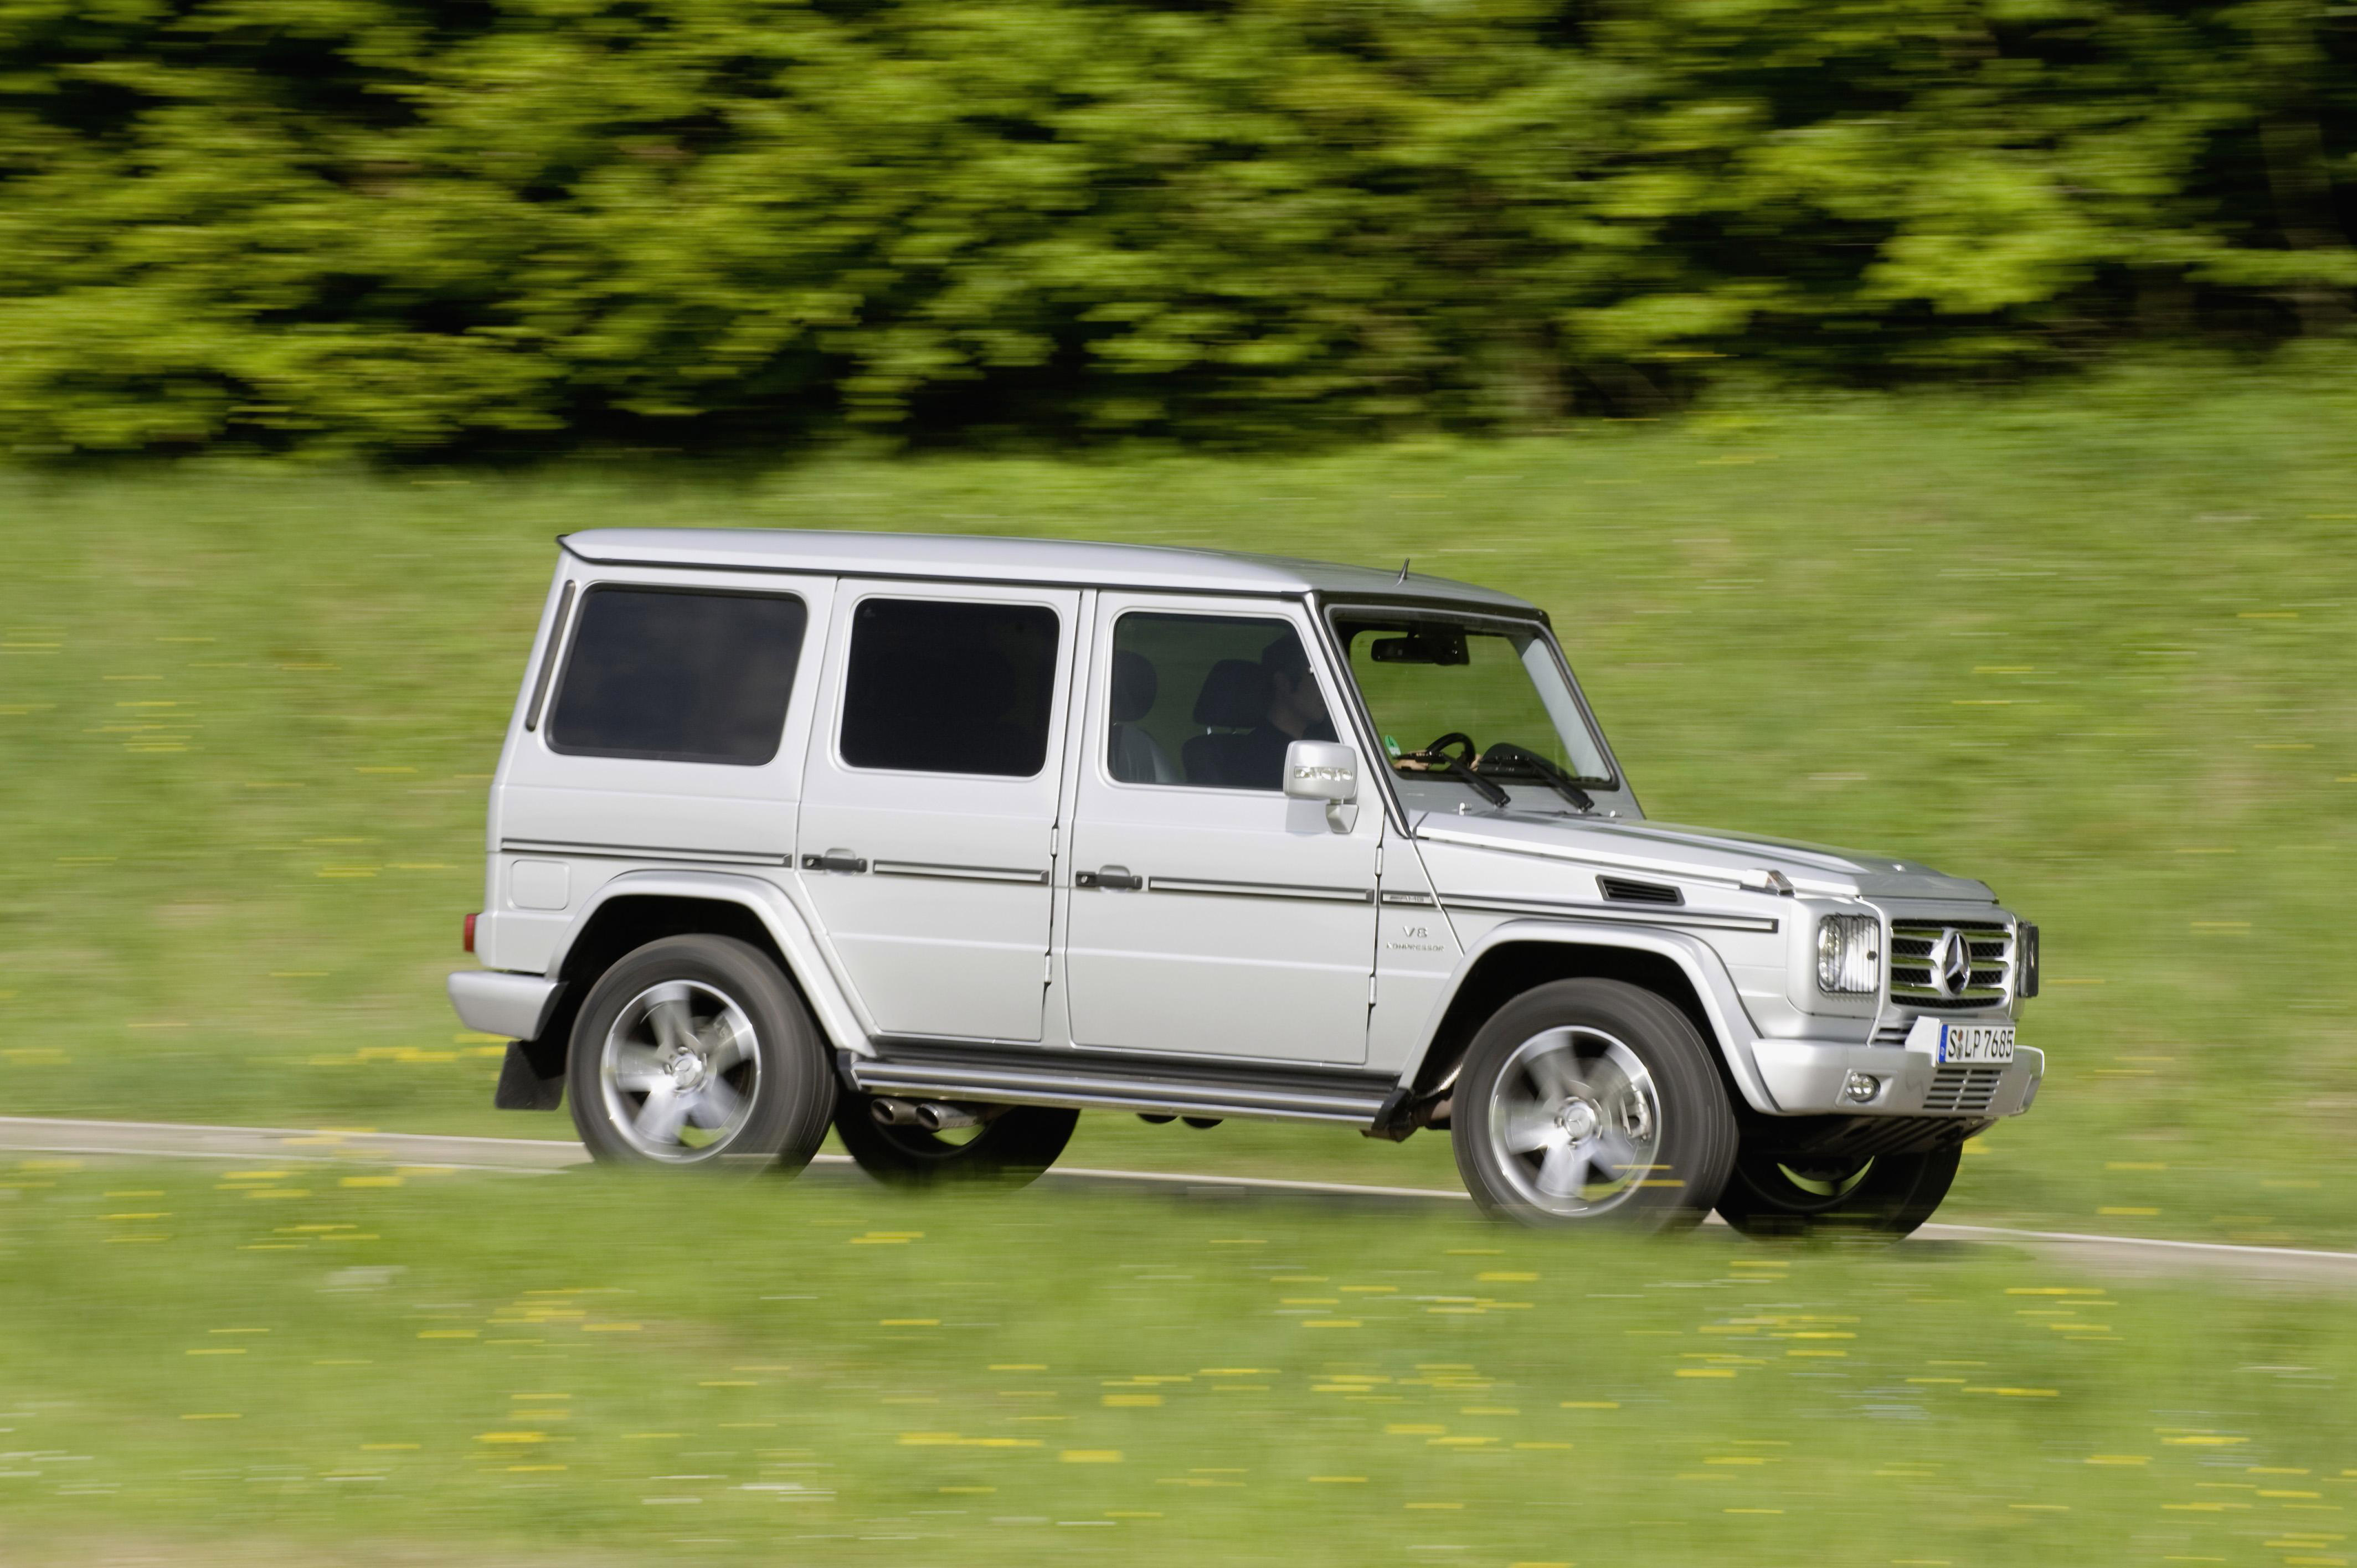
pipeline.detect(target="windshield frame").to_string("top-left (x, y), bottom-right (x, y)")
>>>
top-left (1314, 599), bottom-right (1629, 824)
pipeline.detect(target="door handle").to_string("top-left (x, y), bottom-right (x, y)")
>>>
top-left (801, 851), bottom-right (868, 874)
top-left (1075, 865), bottom-right (1143, 891)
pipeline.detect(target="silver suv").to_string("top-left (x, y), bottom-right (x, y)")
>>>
top-left (450, 530), bottom-right (2041, 1234)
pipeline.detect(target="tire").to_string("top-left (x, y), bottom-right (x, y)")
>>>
top-left (1714, 1143), bottom-right (1960, 1240)
top-left (832, 1096), bottom-right (1078, 1188)
top-left (565, 935), bottom-right (835, 1173)
top-left (1450, 979), bottom-right (1737, 1232)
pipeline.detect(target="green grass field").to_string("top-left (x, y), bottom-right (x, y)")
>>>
top-left (3, 1159), bottom-right (2353, 1566)
top-left (3, 360), bottom-right (2355, 1243)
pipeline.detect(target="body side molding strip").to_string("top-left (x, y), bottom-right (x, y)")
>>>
top-left (501, 838), bottom-right (786, 868)
top-left (1146, 876), bottom-right (1373, 905)
top-left (869, 860), bottom-right (1049, 885)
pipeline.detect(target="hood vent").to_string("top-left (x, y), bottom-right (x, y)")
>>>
top-left (1598, 876), bottom-right (1682, 907)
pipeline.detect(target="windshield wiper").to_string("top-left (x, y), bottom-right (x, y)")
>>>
top-left (1438, 751), bottom-right (1511, 809)
top-left (1476, 743), bottom-right (1596, 814)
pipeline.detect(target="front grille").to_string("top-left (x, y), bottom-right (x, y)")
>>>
top-left (1890, 920), bottom-right (2014, 1010)
top-left (1871, 1018), bottom-right (1913, 1048)
top-left (1923, 1065), bottom-right (2005, 1114)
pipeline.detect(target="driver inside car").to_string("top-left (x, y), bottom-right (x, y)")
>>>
top-left (1232, 635), bottom-right (1337, 790)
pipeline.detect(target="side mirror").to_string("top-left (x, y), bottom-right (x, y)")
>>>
top-left (1284, 740), bottom-right (1360, 833)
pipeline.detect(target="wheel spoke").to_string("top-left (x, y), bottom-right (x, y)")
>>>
top-left (1582, 1054), bottom-right (1632, 1102)
top-left (1523, 1043), bottom-right (1581, 1102)
top-left (1497, 1096), bottom-right (1557, 1156)
top-left (634, 1083), bottom-right (689, 1146)
top-left (1536, 1143), bottom-right (1590, 1198)
top-left (650, 1001), bottom-right (700, 1057)
top-left (1592, 1127), bottom-right (1640, 1180)
top-left (699, 1014), bottom-right (754, 1072)
top-left (686, 1076), bottom-right (747, 1133)
top-left (610, 1044), bottom-right (668, 1093)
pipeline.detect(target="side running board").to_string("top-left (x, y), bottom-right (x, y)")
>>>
top-left (840, 1041), bottom-right (1397, 1126)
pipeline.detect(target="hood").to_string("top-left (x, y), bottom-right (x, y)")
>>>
top-left (1409, 811), bottom-right (1995, 903)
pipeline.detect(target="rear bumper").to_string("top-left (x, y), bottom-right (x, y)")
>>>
top-left (1750, 1039), bottom-right (2043, 1118)
top-left (447, 970), bottom-right (567, 1043)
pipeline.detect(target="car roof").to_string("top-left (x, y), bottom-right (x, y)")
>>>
top-left (559, 528), bottom-right (1539, 614)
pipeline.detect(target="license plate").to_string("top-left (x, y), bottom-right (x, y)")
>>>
top-left (1905, 1017), bottom-right (2015, 1064)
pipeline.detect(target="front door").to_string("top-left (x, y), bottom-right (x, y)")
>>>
top-left (1061, 597), bottom-right (1380, 1065)
top-left (797, 582), bottom-right (1078, 1042)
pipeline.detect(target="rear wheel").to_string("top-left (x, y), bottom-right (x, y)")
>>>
top-left (1451, 979), bottom-right (1736, 1232)
top-left (565, 935), bottom-right (834, 1173)
top-left (1714, 1144), bottom-right (1960, 1239)
top-left (833, 1096), bottom-right (1078, 1188)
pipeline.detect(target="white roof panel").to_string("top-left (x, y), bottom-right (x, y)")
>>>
top-left (559, 528), bottom-right (1537, 613)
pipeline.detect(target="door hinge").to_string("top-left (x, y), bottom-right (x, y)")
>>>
top-left (1374, 844), bottom-right (1385, 878)
top-left (1051, 825), bottom-right (1061, 858)
top-left (1043, 953), bottom-right (1054, 984)
top-left (1368, 974), bottom-right (1378, 1006)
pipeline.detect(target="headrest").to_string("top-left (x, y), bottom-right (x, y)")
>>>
top-left (1192, 658), bottom-right (1270, 729)
top-left (1110, 649), bottom-right (1159, 724)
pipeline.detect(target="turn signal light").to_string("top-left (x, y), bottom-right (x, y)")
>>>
top-left (462, 912), bottom-right (477, 954)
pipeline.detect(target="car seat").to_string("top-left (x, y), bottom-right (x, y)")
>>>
top-left (1107, 650), bottom-right (1180, 784)
top-left (1182, 659), bottom-right (1270, 787)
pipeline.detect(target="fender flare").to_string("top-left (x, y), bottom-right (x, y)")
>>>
top-left (547, 869), bottom-right (868, 1055)
top-left (1401, 918), bottom-right (1778, 1114)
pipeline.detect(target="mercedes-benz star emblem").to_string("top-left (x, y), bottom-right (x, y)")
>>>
top-left (1929, 928), bottom-right (1973, 998)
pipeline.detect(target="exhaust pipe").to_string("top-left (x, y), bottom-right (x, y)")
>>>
top-left (914, 1101), bottom-right (981, 1131)
top-left (869, 1097), bottom-right (984, 1131)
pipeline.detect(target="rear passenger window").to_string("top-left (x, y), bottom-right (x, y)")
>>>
top-left (547, 587), bottom-right (806, 765)
top-left (840, 597), bottom-right (1061, 777)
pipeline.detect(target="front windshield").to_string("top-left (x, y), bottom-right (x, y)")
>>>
top-left (1334, 611), bottom-right (1614, 814)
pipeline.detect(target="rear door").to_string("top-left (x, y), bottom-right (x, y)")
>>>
top-left (1059, 595), bottom-right (1380, 1065)
top-left (797, 581), bottom-right (1078, 1043)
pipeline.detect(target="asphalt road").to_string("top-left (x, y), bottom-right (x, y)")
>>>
top-left (4, 1114), bottom-right (2351, 1288)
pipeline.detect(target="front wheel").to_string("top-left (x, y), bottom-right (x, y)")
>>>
top-left (1451, 979), bottom-right (1736, 1231)
top-left (1714, 1144), bottom-right (1960, 1239)
top-left (833, 1096), bottom-right (1078, 1188)
top-left (565, 935), bottom-right (835, 1173)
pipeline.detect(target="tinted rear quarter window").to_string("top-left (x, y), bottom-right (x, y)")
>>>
top-left (840, 597), bottom-right (1061, 777)
top-left (548, 587), bottom-right (807, 765)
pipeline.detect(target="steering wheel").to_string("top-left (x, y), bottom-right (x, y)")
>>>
top-left (1410, 731), bottom-right (1479, 768)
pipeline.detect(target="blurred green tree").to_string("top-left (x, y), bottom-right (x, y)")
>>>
top-left (0, 0), bottom-right (2349, 452)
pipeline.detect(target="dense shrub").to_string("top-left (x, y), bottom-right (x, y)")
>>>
top-left (2, 0), bottom-right (2353, 452)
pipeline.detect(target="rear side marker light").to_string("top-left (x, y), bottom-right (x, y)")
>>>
top-left (462, 912), bottom-right (478, 953)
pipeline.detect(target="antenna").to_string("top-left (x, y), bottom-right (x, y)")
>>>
top-left (1396, 558), bottom-right (1411, 584)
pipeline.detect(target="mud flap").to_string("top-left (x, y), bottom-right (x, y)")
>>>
top-left (493, 1041), bottom-right (565, 1111)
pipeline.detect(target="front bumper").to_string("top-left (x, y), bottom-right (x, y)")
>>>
top-left (1749, 1039), bottom-right (2043, 1118)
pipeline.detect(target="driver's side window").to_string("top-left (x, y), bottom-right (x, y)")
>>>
top-left (1104, 611), bottom-right (1334, 791)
